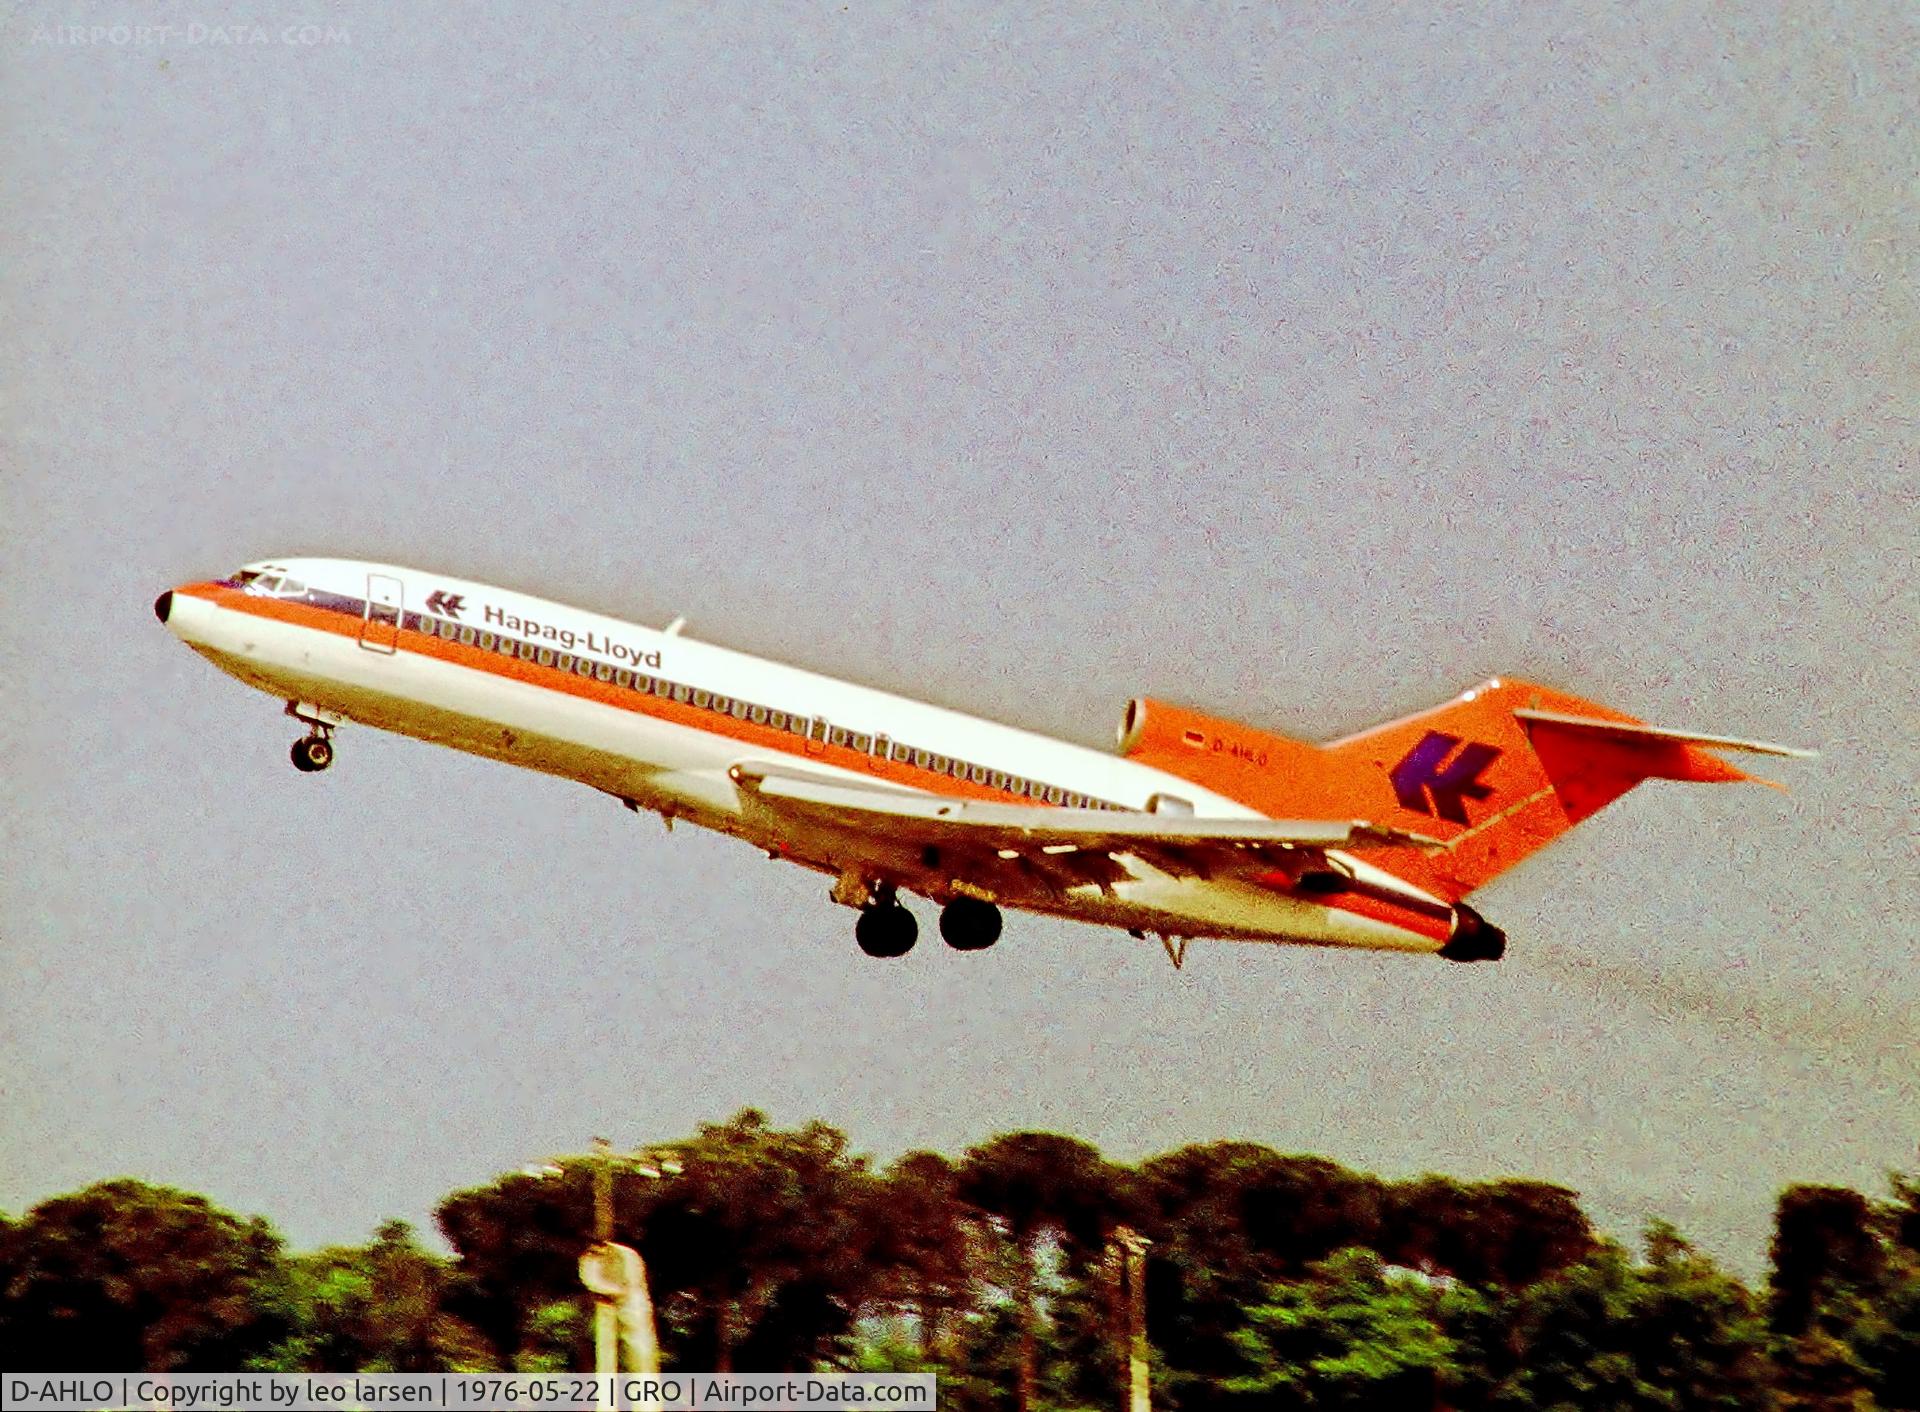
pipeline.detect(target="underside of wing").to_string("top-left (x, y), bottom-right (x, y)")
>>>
top-left (727, 762), bottom-right (1440, 894)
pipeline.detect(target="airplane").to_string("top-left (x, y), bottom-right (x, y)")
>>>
top-left (153, 558), bottom-right (1814, 966)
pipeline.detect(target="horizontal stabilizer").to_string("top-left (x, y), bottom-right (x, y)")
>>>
top-left (1512, 709), bottom-right (1818, 759)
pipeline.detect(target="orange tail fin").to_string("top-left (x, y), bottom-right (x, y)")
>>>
top-left (1120, 680), bottom-right (1812, 900)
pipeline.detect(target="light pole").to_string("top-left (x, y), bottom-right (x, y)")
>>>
top-left (1110, 1227), bottom-right (1151, 1412)
top-left (525, 1138), bottom-right (682, 1402)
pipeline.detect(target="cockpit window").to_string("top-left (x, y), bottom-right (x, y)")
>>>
top-left (234, 566), bottom-right (305, 597)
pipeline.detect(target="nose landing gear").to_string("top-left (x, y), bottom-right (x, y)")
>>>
top-left (291, 731), bottom-right (334, 773)
top-left (285, 701), bottom-right (343, 774)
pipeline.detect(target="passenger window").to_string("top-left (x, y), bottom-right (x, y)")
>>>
top-left (478, 632), bottom-right (496, 650)
top-left (851, 733), bottom-right (871, 752)
top-left (460, 626), bottom-right (476, 645)
top-left (596, 663), bottom-right (614, 682)
top-left (616, 669), bottom-right (633, 688)
top-left (537, 647), bottom-right (555, 667)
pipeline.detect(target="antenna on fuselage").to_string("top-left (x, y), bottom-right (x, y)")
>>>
top-left (664, 616), bottom-right (687, 636)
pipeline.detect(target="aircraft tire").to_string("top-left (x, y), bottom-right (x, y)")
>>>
top-left (291, 736), bottom-right (333, 773)
top-left (855, 903), bottom-right (917, 958)
top-left (939, 896), bottom-right (1002, 951)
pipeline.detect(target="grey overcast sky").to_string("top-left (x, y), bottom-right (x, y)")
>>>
top-left (1, 1), bottom-right (1914, 1275)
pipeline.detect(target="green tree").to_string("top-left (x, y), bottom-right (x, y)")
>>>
top-left (1851, 1269), bottom-right (1920, 1410)
top-left (255, 1220), bottom-right (491, 1371)
top-left (0, 1180), bottom-right (290, 1369)
top-left (1214, 1247), bottom-right (1457, 1411)
top-left (1502, 1232), bottom-right (1772, 1411)
top-left (1770, 1185), bottom-right (1883, 1338)
top-left (867, 1151), bottom-right (983, 1362)
top-left (957, 1132), bottom-right (1136, 1412)
top-left (1140, 1142), bottom-right (1391, 1389)
top-left (1386, 1176), bottom-right (1595, 1291)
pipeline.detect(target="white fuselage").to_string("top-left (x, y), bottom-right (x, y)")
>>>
top-left (159, 557), bottom-right (1453, 954)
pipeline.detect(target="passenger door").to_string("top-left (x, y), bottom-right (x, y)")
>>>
top-left (361, 574), bottom-right (403, 653)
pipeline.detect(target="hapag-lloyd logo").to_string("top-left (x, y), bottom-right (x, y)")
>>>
top-left (482, 603), bottom-right (663, 669)
top-left (1388, 731), bottom-right (1502, 824)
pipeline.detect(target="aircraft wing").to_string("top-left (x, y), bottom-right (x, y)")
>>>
top-left (728, 763), bottom-right (1440, 893)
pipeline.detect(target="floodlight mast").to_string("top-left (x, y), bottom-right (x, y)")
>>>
top-left (594, 1137), bottom-right (617, 1403)
top-left (530, 1137), bottom-right (675, 1407)
top-left (1112, 1227), bottom-right (1152, 1412)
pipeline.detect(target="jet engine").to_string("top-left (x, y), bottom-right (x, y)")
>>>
top-left (1438, 903), bottom-right (1507, 963)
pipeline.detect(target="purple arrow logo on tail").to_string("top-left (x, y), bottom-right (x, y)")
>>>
top-left (1388, 731), bottom-right (1502, 824)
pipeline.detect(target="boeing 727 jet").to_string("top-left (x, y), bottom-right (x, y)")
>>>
top-left (154, 559), bottom-right (1813, 965)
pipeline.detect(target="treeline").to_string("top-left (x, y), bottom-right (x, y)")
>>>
top-left (2, 1110), bottom-right (1916, 1410)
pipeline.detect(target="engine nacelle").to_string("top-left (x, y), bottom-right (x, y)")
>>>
top-left (1117, 697), bottom-right (1329, 809)
top-left (1438, 904), bottom-right (1507, 963)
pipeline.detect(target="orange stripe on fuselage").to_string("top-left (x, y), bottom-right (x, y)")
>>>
top-left (175, 582), bottom-right (1030, 806)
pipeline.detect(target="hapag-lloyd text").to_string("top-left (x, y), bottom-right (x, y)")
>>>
top-left (483, 604), bottom-right (664, 668)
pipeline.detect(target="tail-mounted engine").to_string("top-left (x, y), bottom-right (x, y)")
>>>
top-left (1438, 904), bottom-right (1507, 963)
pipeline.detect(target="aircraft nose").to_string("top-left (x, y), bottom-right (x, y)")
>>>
top-left (153, 590), bottom-right (173, 624)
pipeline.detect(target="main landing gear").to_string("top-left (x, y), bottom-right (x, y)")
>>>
top-left (855, 895), bottom-right (918, 958)
top-left (939, 895), bottom-right (1002, 951)
top-left (835, 872), bottom-right (1004, 958)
